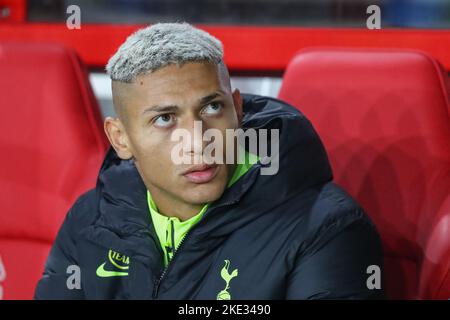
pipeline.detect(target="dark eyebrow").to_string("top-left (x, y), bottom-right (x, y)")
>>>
top-left (141, 90), bottom-right (225, 115)
top-left (142, 105), bottom-right (179, 115)
top-left (199, 91), bottom-right (225, 105)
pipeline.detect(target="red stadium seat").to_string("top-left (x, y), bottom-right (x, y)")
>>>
top-left (0, 42), bottom-right (109, 299)
top-left (279, 48), bottom-right (450, 299)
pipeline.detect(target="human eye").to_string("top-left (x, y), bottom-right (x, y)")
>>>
top-left (152, 114), bottom-right (176, 128)
top-left (201, 102), bottom-right (223, 116)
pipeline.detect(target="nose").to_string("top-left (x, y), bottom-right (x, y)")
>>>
top-left (182, 119), bottom-right (206, 158)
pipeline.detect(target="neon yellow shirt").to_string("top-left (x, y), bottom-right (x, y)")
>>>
top-left (147, 150), bottom-right (259, 267)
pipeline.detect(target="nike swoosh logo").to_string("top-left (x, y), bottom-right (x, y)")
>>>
top-left (96, 263), bottom-right (129, 277)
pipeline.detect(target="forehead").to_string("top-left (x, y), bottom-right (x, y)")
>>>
top-left (139, 62), bottom-right (226, 92)
top-left (113, 62), bottom-right (229, 112)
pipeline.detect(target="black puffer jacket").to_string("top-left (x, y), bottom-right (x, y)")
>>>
top-left (35, 94), bottom-right (384, 300)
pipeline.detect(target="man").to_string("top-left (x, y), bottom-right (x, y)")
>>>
top-left (35, 23), bottom-right (384, 299)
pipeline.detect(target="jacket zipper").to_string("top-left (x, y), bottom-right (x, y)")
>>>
top-left (152, 199), bottom-right (239, 299)
top-left (151, 163), bottom-right (260, 298)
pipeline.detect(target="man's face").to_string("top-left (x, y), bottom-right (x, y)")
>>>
top-left (108, 62), bottom-right (242, 207)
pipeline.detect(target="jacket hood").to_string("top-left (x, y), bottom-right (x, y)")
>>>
top-left (93, 94), bottom-right (333, 244)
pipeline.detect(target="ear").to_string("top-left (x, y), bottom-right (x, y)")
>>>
top-left (104, 117), bottom-right (133, 159)
top-left (232, 88), bottom-right (243, 125)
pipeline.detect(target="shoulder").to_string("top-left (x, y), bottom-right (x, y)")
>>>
top-left (286, 182), bottom-right (381, 252)
top-left (306, 182), bottom-right (371, 227)
top-left (64, 188), bottom-right (100, 237)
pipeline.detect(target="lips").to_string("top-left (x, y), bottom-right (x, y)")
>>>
top-left (182, 164), bottom-right (218, 184)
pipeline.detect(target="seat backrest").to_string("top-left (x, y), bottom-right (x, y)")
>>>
top-left (0, 42), bottom-right (109, 299)
top-left (279, 48), bottom-right (450, 299)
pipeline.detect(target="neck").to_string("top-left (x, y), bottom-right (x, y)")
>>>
top-left (147, 186), bottom-right (203, 221)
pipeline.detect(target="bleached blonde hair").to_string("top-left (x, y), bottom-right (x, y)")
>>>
top-left (106, 22), bottom-right (224, 83)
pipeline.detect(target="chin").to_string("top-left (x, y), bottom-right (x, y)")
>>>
top-left (182, 181), bottom-right (227, 205)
